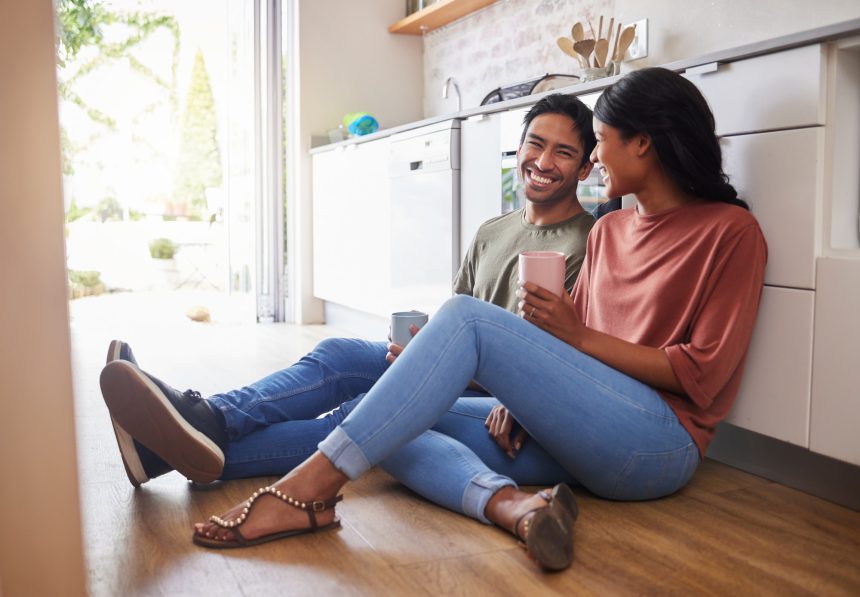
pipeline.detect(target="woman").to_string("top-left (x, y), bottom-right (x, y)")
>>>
top-left (191, 68), bottom-right (767, 572)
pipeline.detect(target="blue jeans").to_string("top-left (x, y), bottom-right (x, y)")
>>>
top-left (208, 336), bottom-right (490, 480)
top-left (207, 337), bottom-right (389, 479)
top-left (319, 295), bottom-right (699, 523)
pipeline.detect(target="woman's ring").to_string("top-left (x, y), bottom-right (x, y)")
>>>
top-left (530, 307), bottom-right (536, 318)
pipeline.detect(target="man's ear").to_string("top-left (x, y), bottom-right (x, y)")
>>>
top-left (578, 161), bottom-right (594, 180)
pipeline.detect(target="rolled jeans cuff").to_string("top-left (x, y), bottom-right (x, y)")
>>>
top-left (318, 425), bottom-right (372, 480)
top-left (463, 471), bottom-right (517, 524)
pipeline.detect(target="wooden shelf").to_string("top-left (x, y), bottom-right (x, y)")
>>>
top-left (389, 0), bottom-right (497, 35)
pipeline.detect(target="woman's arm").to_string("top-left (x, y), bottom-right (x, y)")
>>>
top-left (518, 283), bottom-right (684, 394)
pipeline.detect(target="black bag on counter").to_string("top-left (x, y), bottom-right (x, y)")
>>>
top-left (479, 73), bottom-right (581, 106)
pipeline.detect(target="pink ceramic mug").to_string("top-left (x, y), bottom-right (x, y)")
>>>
top-left (518, 251), bottom-right (565, 297)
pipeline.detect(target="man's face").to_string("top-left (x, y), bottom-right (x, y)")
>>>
top-left (516, 113), bottom-right (592, 207)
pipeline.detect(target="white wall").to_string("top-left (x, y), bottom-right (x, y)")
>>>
top-left (422, 0), bottom-right (860, 117)
top-left (0, 1), bottom-right (87, 595)
top-left (292, 0), bottom-right (423, 323)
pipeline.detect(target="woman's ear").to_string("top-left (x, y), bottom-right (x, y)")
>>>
top-left (635, 133), bottom-right (652, 158)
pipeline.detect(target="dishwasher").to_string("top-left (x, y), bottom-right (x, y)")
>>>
top-left (388, 120), bottom-right (460, 316)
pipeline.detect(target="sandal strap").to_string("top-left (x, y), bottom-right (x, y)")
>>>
top-left (513, 490), bottom-right (553, 542)
top-left (209, 486), bottom-right (343, 530)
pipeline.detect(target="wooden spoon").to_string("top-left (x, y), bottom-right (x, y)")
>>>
top-left (615, 25), bottom-right (636, 62)
top-left (598, 15), bottom-right (603, 40)
top-left (573, 39), bottom-right (596, 69)
top-left (571, 22), bottom-right (584, 42)
top-left (557, 37), bottom-right (588, 68)
top-left (611, 22), bottom-right (622, 62)
top-left (594, 38), bottom-right (610, 68)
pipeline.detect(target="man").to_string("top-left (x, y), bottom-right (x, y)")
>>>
top-left (100, 93), bottom-right (597, 486)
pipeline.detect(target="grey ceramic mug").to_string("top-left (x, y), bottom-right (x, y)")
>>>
top-left (391, 311), bottom-right (429, 347)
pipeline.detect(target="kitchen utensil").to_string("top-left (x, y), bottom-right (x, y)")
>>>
top-left (558, 37), bottom-right (588, 68)
top-left (588, 20), bottom-right (597, 40)
top-left (595, 38), bottom-right (609, 67)
top-left (607, 17), bottom-right (615, 44)
top-left (573, 39), bottom-right (596, 69)
top-left (572, 22), bottom-right (584, 42)
top-left (598, 15), bottom-right (603, 40)
top-left (611, 22), bottom-right (622, 62)
top-left (615, 25), bottom-right (636, 62)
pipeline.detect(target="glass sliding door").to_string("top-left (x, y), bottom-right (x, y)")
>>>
top-left (58, 0), bottom-right (291, 323)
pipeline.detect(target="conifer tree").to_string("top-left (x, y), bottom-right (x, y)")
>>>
top-left (172, 50), bottom-right (222, 219)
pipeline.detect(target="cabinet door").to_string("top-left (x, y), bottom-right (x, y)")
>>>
top-left (348, 138), bottom-right (391, 317)
top-left (312, 139), bottom-right (391, 315)
top-left (722, 127), bottom-right (821, 290)
top-left (312, 147), bottom-right (354, 304)
top-left (810, 256), bottom-right (860, 465)
top-left (684, 44), bottom-right (825, 136)
top-left (726, 285), bottom-right (814, 447)
top-left (460, 113), bottom-right (501, 262)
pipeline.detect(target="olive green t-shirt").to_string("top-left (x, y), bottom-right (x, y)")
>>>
top-left (453, 208), bottom-right (595, 313)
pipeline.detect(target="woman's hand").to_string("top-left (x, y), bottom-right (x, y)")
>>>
top-left (485, 405), bottom-right (528, 458)
top-left (517, 282), bottom-right (585, 348)
top-left (519, 282), bottom-right (685, 394)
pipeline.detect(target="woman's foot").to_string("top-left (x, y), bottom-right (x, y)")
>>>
top-left (486, 484), bottom-right (577, 571)
top-left (193, 453), bottom-right (348, 546)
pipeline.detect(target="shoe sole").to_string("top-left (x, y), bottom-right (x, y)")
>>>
top-left (100, 360), bottom-right (224, 484)
top-left (106, 340), bottom-right (148, 487)
top-left (526, 507), bottom-right (574, 571)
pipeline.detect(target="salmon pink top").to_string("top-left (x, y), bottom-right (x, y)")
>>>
top-left (572, 201), bottom-right (768, 456)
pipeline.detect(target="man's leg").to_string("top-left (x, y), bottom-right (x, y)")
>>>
top-left (207, 337), bottom-right (389, 440)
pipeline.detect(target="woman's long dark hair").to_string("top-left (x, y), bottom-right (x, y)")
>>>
top-left (593, 67), bottom-right (748, 210)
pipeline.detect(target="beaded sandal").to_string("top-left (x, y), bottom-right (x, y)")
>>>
top-left (514, 483), bottom-right (578, 571)
top-left (193, 485), bottom-right (343, 549)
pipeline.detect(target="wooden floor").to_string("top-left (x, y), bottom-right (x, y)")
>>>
top-left (70, 292), bottom-right (860, 596)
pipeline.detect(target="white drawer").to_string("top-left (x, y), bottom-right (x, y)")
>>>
top-left (722, 127), bottom-right (821, 290)
top-left (726, 285), bottom-right (814, 446)
top-left (684, 44), bottom-right (825, 136)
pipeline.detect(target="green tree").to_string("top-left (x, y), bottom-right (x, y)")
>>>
top-left (172, 50), bottom-right (222, 219)
top-left (55, 0), bottom-right (180, 207)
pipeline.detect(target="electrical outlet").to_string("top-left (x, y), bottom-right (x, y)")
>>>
top-left (627, 18), bottom-right (648, 60)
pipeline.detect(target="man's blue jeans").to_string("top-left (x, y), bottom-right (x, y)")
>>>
top-left (208, 337), bottom-right (390, 479)
top-left (319, 295), bottom-right (699, 523)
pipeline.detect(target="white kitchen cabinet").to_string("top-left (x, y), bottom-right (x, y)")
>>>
top-left (459, 113), bottom-right (502, 262)
top-left (810, 256), bottom-right (860, 465)
top-left (722, 127), bottom-right (822, 290)
top-left (684, 44), bottom-right (826, 136)
top-left (726, 285), bottom-right (815, 447)
top-left (312, 138), bottom-right (391, 317)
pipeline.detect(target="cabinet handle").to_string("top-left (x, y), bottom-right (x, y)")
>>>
top-left (685, 62), bottom-right (720, 76)
top-left (410, 160), bottom-right (423, 171)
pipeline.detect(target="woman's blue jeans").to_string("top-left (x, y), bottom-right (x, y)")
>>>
top-left (319, 295), bottom-right (699, 523)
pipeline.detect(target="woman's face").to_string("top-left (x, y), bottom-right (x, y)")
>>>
top-left (590, 118), bottom-right (644, 199)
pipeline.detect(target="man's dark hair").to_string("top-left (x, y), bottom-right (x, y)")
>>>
top-left (519, 94), bottom-right (596, 167)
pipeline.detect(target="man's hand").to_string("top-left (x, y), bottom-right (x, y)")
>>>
top-left (517, 282), bottom-right (585, 348)
top-left (485, 405), bottom-right (528, 458)
top-left (385, 323), bottom-right (421, 364)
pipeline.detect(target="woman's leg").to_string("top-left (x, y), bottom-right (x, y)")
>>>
top-left (379, 398), bottom-right (577, 523)
top-left (321, 295), bottom-right (697, 500)
top-left (195, 295), bottom-right (697, 544)
top-left (208, 338), bottom-right (389, 440)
